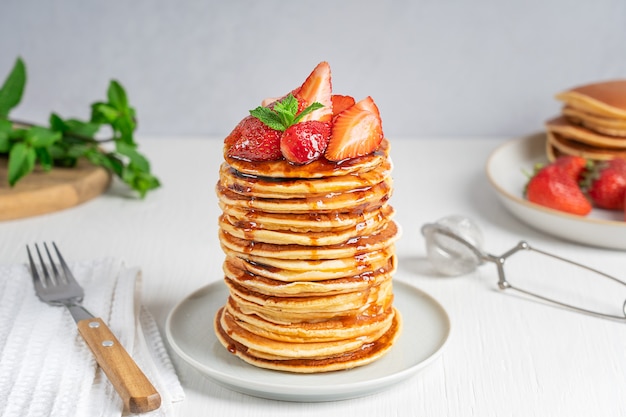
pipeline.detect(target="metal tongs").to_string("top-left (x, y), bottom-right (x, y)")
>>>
top-left (421, 215), bottom-right (626, 321)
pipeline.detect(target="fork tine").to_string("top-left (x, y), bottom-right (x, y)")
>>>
top-left (43, 242), bottom-right (64, 284)
top-left (34, 243), bottom-right (54, 286)
top-left (52, 242), bottom-right (79, 286)
top-left (26, 245), bottom-right (45, 290)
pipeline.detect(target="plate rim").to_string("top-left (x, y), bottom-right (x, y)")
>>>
top-left (165, 279), bottom-right (451, 401)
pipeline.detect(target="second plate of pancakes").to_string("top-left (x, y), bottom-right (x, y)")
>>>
top-left (486, 133), bottom-right (626, 250)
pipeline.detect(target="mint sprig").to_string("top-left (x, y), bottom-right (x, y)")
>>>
top-left (249, 94), bottom-right (324, 131)
top-left (0, 57), bottom-right (159, 198)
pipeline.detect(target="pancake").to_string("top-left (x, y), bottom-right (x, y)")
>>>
top-left (230, 253), bottom-right (396, 282)
top-left (555, 80), bottom-right (626, 119)
top-left (221, 245), bottom-right (394, 277)
top-left (546, 81), bottom-right (626, 162)
top-left (225, 276), bottom-right (392, 316)
top-left (545, 116), bottom-right (626, 149)
top-left (218, 211), bottom-right (396, 247)
top-left (219, 158), bottom-right (392, 199)
top-left (225, 138), bottom-right (390, 179)
top-left (223, 256), bottom-right (396, 297)
top-left (218, 203), bottom-right (394, 233)
top-left (214, 307), bottom-right (402, 373)
top-left (545, 130), bottom-right (626, 161)
top-left (563, 106), bottom-right (626, 137)
top-left (219, 219), bottom-right (400, 259)
top-left (224, 298), bottom-right (393, 342)
top-left (216, 179), bottom-right (392, 214)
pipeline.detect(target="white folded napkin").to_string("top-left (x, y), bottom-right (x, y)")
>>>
top-left (0, 258), bottom-right (185, 417)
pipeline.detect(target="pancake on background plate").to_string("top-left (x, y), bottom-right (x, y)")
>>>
top-left (546, 80), bottom-right (626, 161)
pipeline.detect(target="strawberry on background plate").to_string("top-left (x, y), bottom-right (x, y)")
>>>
top-left (585, 158), bottom-right (626, 210)
top-left (552, 155), bottom-right (589, 181)
top-left (525, 163), bottom-right (592, 216)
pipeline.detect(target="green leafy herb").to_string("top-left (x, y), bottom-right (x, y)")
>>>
top-left (0, 58), bottom-right (26, 118)
top-left (0, 57), bottom-right (159, 198)
top-left (249, 94), bottom-right (324, 131)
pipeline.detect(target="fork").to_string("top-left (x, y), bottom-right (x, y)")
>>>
top-left (26, 242), bottom-right (161, 414)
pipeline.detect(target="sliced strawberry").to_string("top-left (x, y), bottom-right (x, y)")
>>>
top-left (226, 116), bottom-right (282, 161)
top-left (331, 95), bottom-right (355, 117)
top-left (280, 121), bottom-right (330, 164)
top-left (526, 164), bottom-right (592, 215)
top-left (325, 97), bottom-right (383, 161)
top-left (295, 61), bottom-right (333, 122)
top-left (585, 158), bottom-right (626, 210)
top-left (353, 95), bottom-right (380, 116)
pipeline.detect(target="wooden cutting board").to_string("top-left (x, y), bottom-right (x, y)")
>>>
top-left (0, 157), bottom-right (111, 221)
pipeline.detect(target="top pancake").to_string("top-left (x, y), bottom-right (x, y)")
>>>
top-left (225, 139), bottom-right (390, 179)
top-left (219, 157), bottom-right (392, 199)
top-left (555, 80), bottom-right (626, 119)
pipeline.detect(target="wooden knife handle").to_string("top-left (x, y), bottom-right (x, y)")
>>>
top-left (77, 317), bottom-right (161, 413)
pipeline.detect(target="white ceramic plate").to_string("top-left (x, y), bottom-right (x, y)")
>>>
top-left (486, 133), bottom-right (626, 250)
top-left (165, 280), bottom-right (450, 402)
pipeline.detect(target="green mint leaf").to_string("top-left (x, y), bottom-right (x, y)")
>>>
top-left (293, 102), bottom-right (324, 124)
top-left (0, 119), bottom-right (12, 152)
top-left (91, 102), bottom-right (119, 124)
top-left (0, 135), bottom-right (9, 153)
top-left (249, 106), bottom-right (287, 131)
top-left (0, 118), bottom-right (12, 134)
top-left (128, 170), bottom-right (160, 198)
top-left (25, 126), bottom-right (61, 148)
top-left (0, 58), bottom-right (26, 118)
top-left (65, 119), bottom-right (100, 138)
top-left (35, 147), bottom-right (53, 171)
top-left (116, 141), bottom-right (150, 172)
top-left (250, 94), bottom-right (325, 131)
top-left (273, 106), bottom-right (296, 128)
top-left (112, 113), bottom-right (135, 143)
top-left (107, 80), bottom-right (129, 110)
top-left (7, 142), bottom-right (36, 186)
top-left (50, 113), bottom-right (100, 138)
top-left (49, 113), bottom-right (67, 132)
top-left (84, 149), bottom-right (123, 176)
top-left (273, 94), bottom-right (299, 116)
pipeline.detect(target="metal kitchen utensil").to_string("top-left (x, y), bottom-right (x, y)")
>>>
top-left (421, 215), bottom-right (626, 321)
top-left (26, 242), bottom-right (161, 413)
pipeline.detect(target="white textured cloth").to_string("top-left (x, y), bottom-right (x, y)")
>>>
top-left (0, 258), bottom-right (184, 417)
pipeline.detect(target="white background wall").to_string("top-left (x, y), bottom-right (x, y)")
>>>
top-left (1, 0), bottom-right (625, 139)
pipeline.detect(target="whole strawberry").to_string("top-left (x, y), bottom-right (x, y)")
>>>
top-left (526, 163), bottom-right (592, 216)
top-left (553, 155), bottom-right (589, 182)
top-left (226, 116), bottom-right (282, 161)
top-left (585, 158), bottom-right (626, 210)
top-left (280, 121), bottom-right (330, 164)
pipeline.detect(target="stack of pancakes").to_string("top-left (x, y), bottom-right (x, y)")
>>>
top-left (214, 139), bottom-right (402, 373)
top-left (546, 80), bottom-right (626, 161)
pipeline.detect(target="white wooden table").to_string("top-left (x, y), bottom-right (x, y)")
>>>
top-left (1, 137), bottom-right (624, 416)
